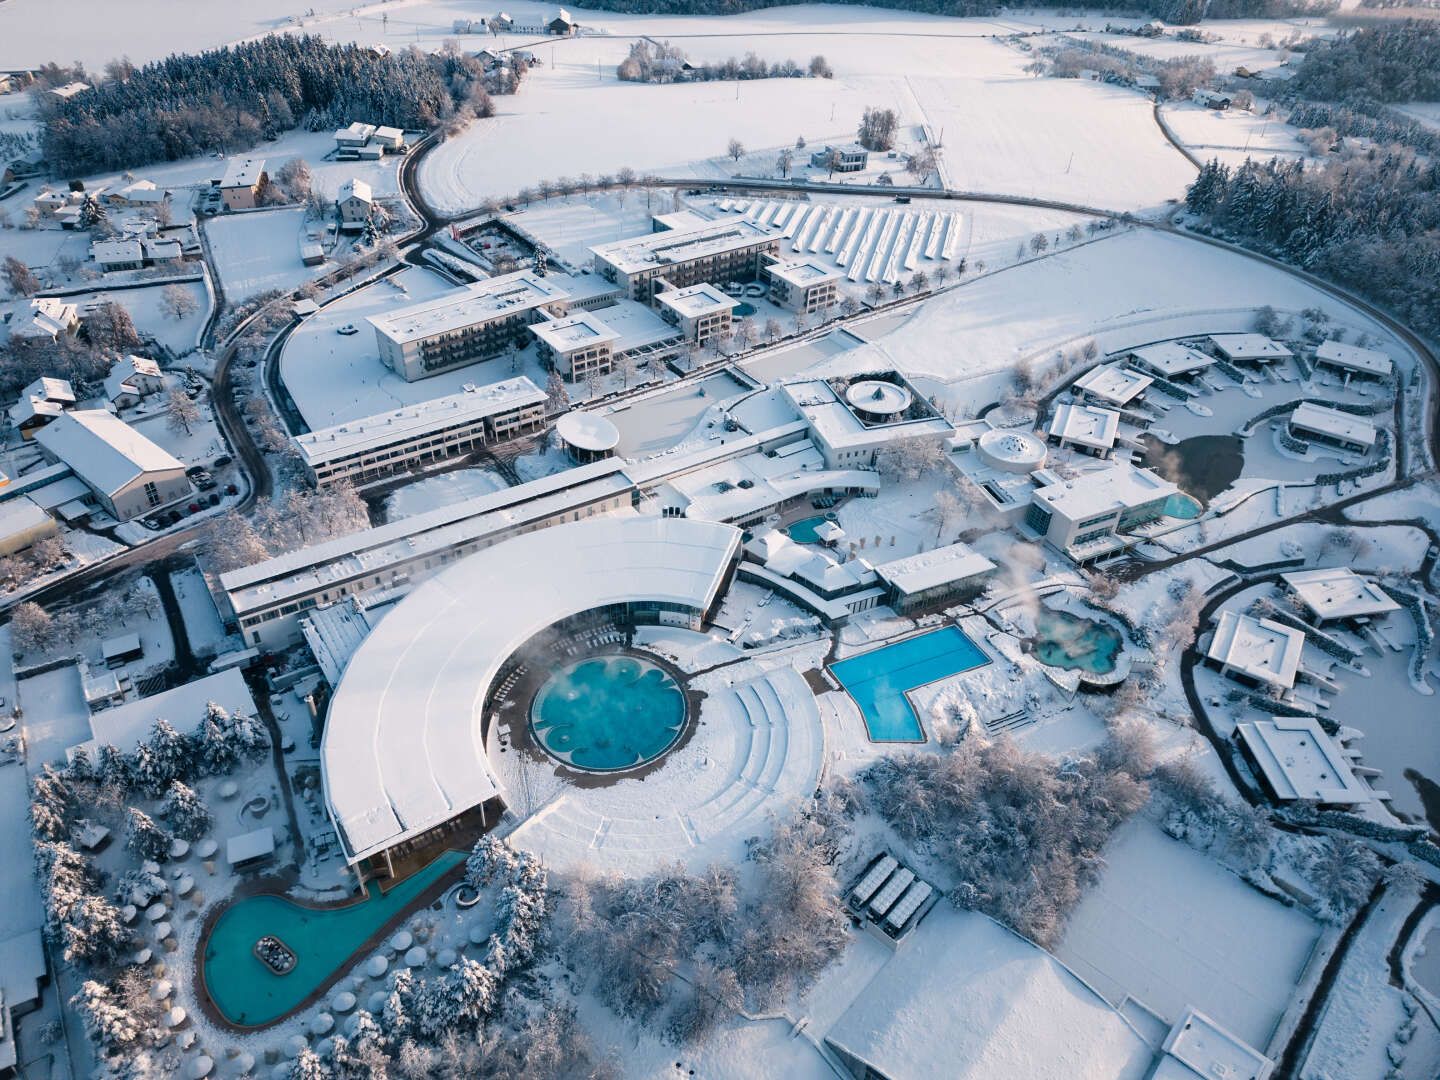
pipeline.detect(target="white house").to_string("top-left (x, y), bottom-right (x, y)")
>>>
top-left (1234, 717), bottom-right (1374, 809)
top-left (103, 355), bottom-right (166, 408)
top-left (1047, 402), bottom-right (1120, 457)
top-left (8, 298), bottom-right (80, 344)
top-left (337, 178), bottom-right (374, 229)
top-left (1314, 339), bottom-right (1392, 380)
top-left (218, 157), bottom-right (267, 211)
top-left (334, 122), bottom-right (376, 149)
top-left (1208, 333), bottom-right (1291, 365)
top-left (1281, 567), bottom-right (1399, 625)
top-left (8, 376), bottom-right (76, 438)
top-left (372, 126), bottom-right (405, 150)
top-left (1128, 341), bottom-right (1215, 380)
top-left (1024, 462), bottom-right (1178, 562)
top-left (34, 410), bottom-right (192, 520)
top-left (1072, 363), bottom-right (1152, 409)
top-left (91, 239), bottom-right (145, 272)
top-left (1287, 402), bottom-right (1377, 454)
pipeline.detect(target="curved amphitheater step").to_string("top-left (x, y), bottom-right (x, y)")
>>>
top-left (505, 667), bottom-right (824, 870)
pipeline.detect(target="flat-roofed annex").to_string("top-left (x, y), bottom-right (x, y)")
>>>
top-left (367, 271), bottom-right (569, 344)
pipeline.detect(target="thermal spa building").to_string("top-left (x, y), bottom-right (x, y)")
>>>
top-left (320, 516), bottom-right (741, 868)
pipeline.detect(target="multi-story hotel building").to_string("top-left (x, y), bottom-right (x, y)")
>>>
top-left (654, 282), bottom-right (739, 345)
top-left (292, 378), bottom-right (548, 488)
top-left (368, 271), bottom-right (570, 381)
top-left (590, 219), bottom-right (779, 305)
top-left (765, 258), bottom-right (842, 314)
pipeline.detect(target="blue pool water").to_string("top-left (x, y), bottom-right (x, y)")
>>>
top-left (830, 626), bottom-right (990, 742)
top-left (1032, 608), bottom-right (1123, 674)
top-left (202, 850), bottom-right (465, 1027)
top-left (531, 655), bottom-right (687, 771)
top-left (1164, 492), bottom-right (1203, 519)
top-left (787, 514), bottom-right (836, 543)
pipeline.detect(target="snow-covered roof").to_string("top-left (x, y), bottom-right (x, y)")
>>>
top-left (91, 239), bottom-right (143, 265)
top-left (1049, 402), bottom-right (1120, 450)
top-left (48, 81), bottom-right (90, 99)
top-left (220, 157), bottom-right (266, 189)
top-left (826, 906), bottom-right (1151, 1080)
top-left (293, 378), bottom-right (546, 469)
top-left (34, 410), bottom-right (186, 495)
top-left (24, 376), bottom-right (75, 404)
top-left (143, 239), bottom-right (182, 261)
top-left (7, 397), bottom-right (63, 427)
top-left (1128, 341), bottom-right (1215, 378)
top-left (77, 668), bottom-right (256, 757)
top-left (590, 299), bottom-right (682, 353)
top-left (1208, 334), bottom-right (1291, 363)
top-left (104, 354), bottom-right (163, 401)
top-left (374, 125), bottom-right (404, 141)
top-left (1315, 339), bottom-right (1390, 377)
top-left (781, 377), bottom-right (951, 452)
top-left (591, 219), bottom-right (776, 276)
top-left (368, 271), bottom-right (569, 344)
top-left (339, 178), bottom-right (373, 204)
top-left (766, 257), bottom-right (842, 289)
top-left (793, 549), bottom-right (875, 594)
top-left (654, 281), bottom-right (739, 319)
top-left (300, 598), bottom-right (385, 688)
top-left (11, 297), bottom-right (78, 341)
top-left (322, 516), bottom-right (742, 862)
top-left (1236, 717), bottom-right (1372, 806)
top-left (1281, 567), bottom-right (1398, 622)
top-left (1031, 463), bottom-right (1177, 521)
top-left (555, 410), bottom-right (620, 452)
top-left (528, 311), bottom-right (620, 354)
top-left (1072, 363), bottom-right (1153, 406)
top-left (663, 441), bottom-right (876, 523)
top-left (0, 496), bottom-right (53, 542)
top-left (1206, 610), bottom-right (1304, 689)
top-left (873, 540), bottom-right (996, 597)
top-left (1160, 1009), bottom-right (1274, 1080)
top-left (1288, 402), bottom-right (1376, 449)
top-left (227, 826), bottom-right (275, 865)
top-left (334, 122), bottom-right (376, 144)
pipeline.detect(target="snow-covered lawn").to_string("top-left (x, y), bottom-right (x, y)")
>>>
top-left (383, 467), bottom-right (509, 521)
top-left (1160, 101), bottom-right (1311, 169)
top-left (205, 206), bottom-right (318, 303)
top-left (133, 409), bottom-right (228, 468)
top-left (816, 228), bottom-right (1411, 396)
top-left (16, 664), bottom-right (93, 768)
top-left (1056, 817), bottom-right (1319, 1050)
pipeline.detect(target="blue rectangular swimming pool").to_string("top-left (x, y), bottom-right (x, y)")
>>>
top-left (830, 626), bottom-right (989, 742)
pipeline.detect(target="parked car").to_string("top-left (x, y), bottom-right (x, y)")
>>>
top-left (187, 503), bottom-right (201, 513)
top-left (207, 492), bottom-right (221, 507)
top-left (142, 517), bottom-right (161, 529)
top-left (185, 465), bottom-right (206, 477)
top-left (213, 455), bottom-right (232, 469)
top-left (194, 473), bottom-right (217, 491)
top-left (225, 484), bottom-right (239, 496)
top-left (337, 324), bottom-right (359, 336)
top-left (165, 509), bottom-right (182, 524)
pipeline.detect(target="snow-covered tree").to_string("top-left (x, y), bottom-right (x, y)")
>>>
top-left (61, 894), bottom-right (131, 966)
top-left (72, 980), bottom-right (141, 1053)
top-left (161, 282), bottom-right (199, 321)
top-left (1305, 836), bottom-right (1380, 922)
top-left (412, 974), bottom-right (462, 1038)
top-left (451, 956), bottom-right (499, 1024)
top-left (465, 835), bottom-right (515, 887)
top-left (125, 807), bottom-right (171, 862)
top-left (166, 390), bottom-right (200, 436)
top-left (195, 709), bottom-right (240, 776)
top-left (97, 743), bottom-right (131, 789)
top-left (229, 711), bottom-right (270, 761)
top-left (383, 968), bottom-right (415, 1038)
top-left (160, 780), bottom-right (212, 840)
top-left (289, 1046), bottom-right (332, 1080)
top-left (9, 601), bottom-right (54, 653)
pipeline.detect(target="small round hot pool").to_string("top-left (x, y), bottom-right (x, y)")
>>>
top-left (530, 655), bottom-right (687, 772)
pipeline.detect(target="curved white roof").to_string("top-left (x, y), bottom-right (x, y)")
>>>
top-left (322, 516), bottom-right (742, 862)
top-left (977, 427), bottom-right (1046, 473)
top-left (556, 411), bottom-right (620, 453)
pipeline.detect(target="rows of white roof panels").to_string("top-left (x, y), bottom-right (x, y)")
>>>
top-left (715, 199), bottom-right (962, 284)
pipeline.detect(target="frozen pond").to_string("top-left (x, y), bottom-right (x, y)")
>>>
top-left (1139, 433), bottom-right (1244, 505)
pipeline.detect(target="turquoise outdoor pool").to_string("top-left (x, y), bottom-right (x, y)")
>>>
top-left (787, 514), bottom-right (836, 543)
top-left (531, 655), bottom-right (687, 771)
top-left (830, 626), bottom-right (989, 742)
top-left (734, 301), bottom-right (757, 317)
top-left (1032, 608), bottom-right (1123, 675)
top-left (1164, 492), bottom-right (1203, 519)
top-left (201, 850), bottom-right (465, 1027)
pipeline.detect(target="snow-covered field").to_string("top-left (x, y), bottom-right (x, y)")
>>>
top-left (1056, 819), bottom-right (1319, 1050)
top-left (204, 206), bottom-right (318, 302)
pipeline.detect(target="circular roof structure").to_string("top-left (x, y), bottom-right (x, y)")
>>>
top-left (846, 380), bottom-right (913, 417)
top-left (977, 428), bottom-right (1047, 474)
top-left (556, 411), bottom-right (620, 453)
top-left (323, 517), bottom-right (742, 865)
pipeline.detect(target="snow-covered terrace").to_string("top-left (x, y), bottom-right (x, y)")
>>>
top-left (321, 516), bottom-right (742, 863)
top-left (1071, 362), bottom-right (1153, 408)
top-left (1049, 401), bottom-right (1120, 453)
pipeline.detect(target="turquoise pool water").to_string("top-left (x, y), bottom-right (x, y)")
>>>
top-left (202, 850), bottom-right (465, 1027)
top-left (787, 514), bottom-right (835, 543)
top-left (734, 301), bottom-right (757, 317)
top-left (1164, 492), bottom-right (1203, 519)
top-left (830, 626), bottom-right (989, 742)
top-left (1032, 608), bottom-right (1123, 675)
top-left (531, 655), bottom-right (686, 771)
